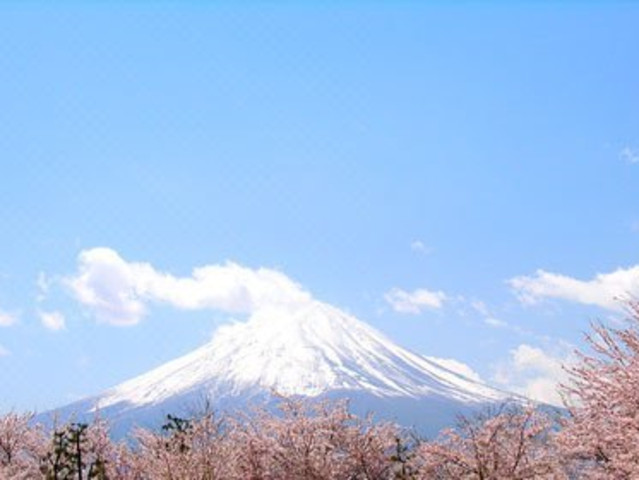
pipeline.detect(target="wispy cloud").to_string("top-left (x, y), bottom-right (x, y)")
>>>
top-left (621, 146), bottom-right (639, 164)
top-left (36, 272), bottom-right (51, 303)
top-left (427, 356), bottom-right (482, 382)
top-left (470, 300), bottom-right (510, 329)
top-left (470, 300), bottom-right (490, 317)
top-left (471, 299), bottom-right (555, 343)
top-left (384, 287), bottom-right (447, 314)
top-left (66, 248), bottom-right (312, 326)
top-left (509, 266), bottom-right (639, 311)
top-left (484, 317), bottom-right (509, 328)
top-left (0, 310), bottom-right (18, 327)
top-left (0, 345), bottom-right (10, 357)
top-left (410, 240), bottom-right (432, 254)
top-left (39, 310), bottom-right (66, 331)
top-left (493, 343), bottom-right (573, 406)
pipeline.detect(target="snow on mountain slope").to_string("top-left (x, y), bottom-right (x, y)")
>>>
top-left (44, 299), bottom-right (516, 437)
top-left (94, 301), bottom-right (507, 411)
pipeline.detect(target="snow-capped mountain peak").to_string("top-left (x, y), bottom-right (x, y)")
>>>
top-left (95, 301), bottom-right (507, 411)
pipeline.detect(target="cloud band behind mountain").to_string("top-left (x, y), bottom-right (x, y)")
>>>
top-left (67, 248), bottom-right (312, 326)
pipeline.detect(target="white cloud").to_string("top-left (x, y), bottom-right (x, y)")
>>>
top-left (470, 300), bottom-right (490, 317)
top-left (493, 344), bottom-right (572, 406)
top-left (39, 310), bottom-right (66, 331)
top-left (621, 146), bottom-right (639, 164)
top-left (410, 240), bottom-right (432, 254)
top-left (0, 311), bottom-right (18, 327)
top-left (36, 272), bottom-right (51, 303)
top-left (509, 266), bottom-right (639, 311)
top-left (469, 301), bottom-right (510, 329)
top-left (384, 287), bottom-right (447, 314)
top-left (484, 317), bottom-right (508, 328)
top-left (0, 345), bottom-right (9, 357)
top-left (427, 356), bottom-right (482, 382)
top-left (66, 247), bottom-right (312, 326)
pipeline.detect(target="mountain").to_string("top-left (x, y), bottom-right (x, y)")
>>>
top-left (44, 301), bottom-right (515, 437)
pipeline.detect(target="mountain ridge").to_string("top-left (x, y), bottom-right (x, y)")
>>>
top-left (45, 301), bottom-right (517, 437)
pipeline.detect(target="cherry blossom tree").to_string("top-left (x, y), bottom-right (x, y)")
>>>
top-left (228, 398), bottom-right (402, 480)
top-left (557, 301), bottom-right (639, 478)
top-left (131, 411), bottom-right (232, 479)
top-left (40, 417), bottom-right (133, 480)
top-left (5, 393), bottom-right (616, 478)
top-left (0, 411), bottom-right (46, 479)
top-left (0, 398), bottom-right (408, 479)
top-left (416, 404), bottom-right (564, 479)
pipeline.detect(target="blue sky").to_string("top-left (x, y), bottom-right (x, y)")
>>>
top-left (1, 3), bottom-right (638, 411)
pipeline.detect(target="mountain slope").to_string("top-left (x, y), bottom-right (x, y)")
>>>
top-left (47, 301), bottom-right (514, 436)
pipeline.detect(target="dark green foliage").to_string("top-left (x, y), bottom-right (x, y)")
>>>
top-left (390, 436), bottom-right (419, 479)
top-left (42, 423), bottom-right (107, 480)
top-left (161, 414), bottom-right (192, 454)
